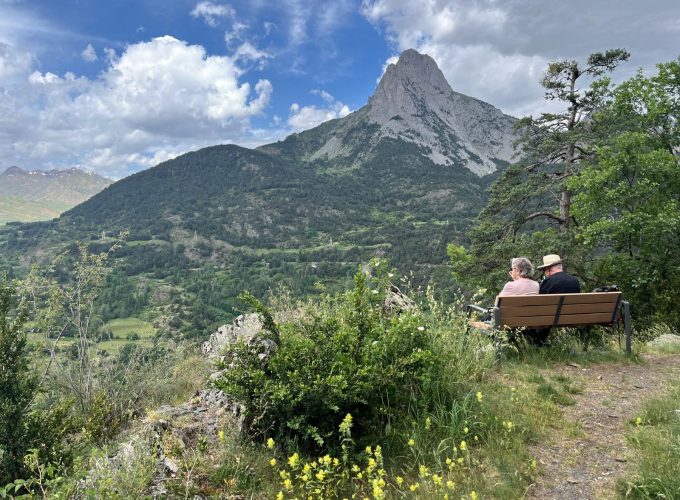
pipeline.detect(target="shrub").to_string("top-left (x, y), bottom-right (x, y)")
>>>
top-left (215, 265), bottom-right (441, 453)
top-left (0, 276), bottom-right (34, 484)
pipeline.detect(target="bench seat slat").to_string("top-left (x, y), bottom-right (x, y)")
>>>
top-left (497, 292), bottom-right (621, 308)
top-left (562, 293), bottom-right (621, 305)
top-left (500, 303), bottom-right (618, 318)
top-left (501, 312), bottom-right (616, 328)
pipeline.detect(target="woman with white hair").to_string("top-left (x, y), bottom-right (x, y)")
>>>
top-left (498, 257), bottom-right (539, 297)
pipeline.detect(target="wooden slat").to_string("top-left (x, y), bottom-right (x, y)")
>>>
top-left (562, 292), bottom-right (621, 305)
top-left (497, 295), bottom-right (561, 307)
top-left (500, 315), bottom-right (562, 328)
top-left (500, 312), bottom-right (615, 328)
top-left (501, 303), bottom-right (617, 319)
top-left (554, 312), bottom-right (615, 326)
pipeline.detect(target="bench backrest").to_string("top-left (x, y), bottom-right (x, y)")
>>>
top-left (495, 292), bottom-right (623, 328)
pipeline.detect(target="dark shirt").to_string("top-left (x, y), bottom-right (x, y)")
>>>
top-left (539, 271), bottom-right (581, 294)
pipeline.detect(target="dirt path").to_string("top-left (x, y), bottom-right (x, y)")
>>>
top-left (526, 353), bottom-right (680, 500)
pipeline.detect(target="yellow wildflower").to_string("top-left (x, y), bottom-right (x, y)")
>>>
top-left (460, 440), bottom-right (468, 451)
top-left (635, 416), bottom-right (643, 426)
top-left (352, 464), bottom-right (360, 473)
top-left (365, 446), bottom-right (372, 455)
top-left (267, 438), bottom-right (275, 449)
top-left (357, 472), bottom-right (363, 479)
top-left (270, 458), bottom-right (277, 466)
top-left (303, 464), bottom-right (311, 473)
top-left (396, 476), bottom-right (404, 486)
top-left (339, 414), bottom-right (353, 433)
top-left (279, 470), bottom-right (289, 480)
top-left (409, 484), bottom-right (419, 492)
top-left (425, 417), bottom-right (431, 430)
top-left (419, 464), bottom-right (429, 477)
top-left (276, 492), bottom-right (284, 500)
top-left (218, 430), bottom-right (225, 442)
top-left (457, 457), bottom-right (464, 465)
top-left (316, 470), bottom-right (325, 481)
top-left (301, 474), bottom-right (309, 482)
top-left (470, 491), bottom-right (478, 500)
top-left (408, 438), bottom-right (415, 447)
top-left (530, 459), bottom-right (538, 470)
top-left (333, 458), bottom-right (340, 467)
top-left (283, 478), bottom-right (293, 490)
top-left (288, 453), bottom-right (300, 468)
top-left (322, 455), bottom-right (332, 466)
top-left (476, 391), bottom-right (483, 402)
top-left (432, 474), bottom-right (443, 486)
top-left (446, 480), bottom-right (456, 490)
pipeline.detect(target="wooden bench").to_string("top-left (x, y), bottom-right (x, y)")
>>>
top-left (466, 292), bottom-right (632, 353)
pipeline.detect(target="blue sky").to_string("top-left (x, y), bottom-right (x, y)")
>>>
top-left (1, 0), bottom-right (679, 178)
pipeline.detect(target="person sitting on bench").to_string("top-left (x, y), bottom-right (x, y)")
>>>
top-left (537, 254), bottom-right (580, 294)
top-left (498, 257), bottom-right (539, 297)
top-left (530, 254), bottom-right (581, 344)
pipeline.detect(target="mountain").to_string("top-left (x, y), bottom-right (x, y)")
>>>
top-left (259, 49), bottom-right (516, 176)
top-left (0, 49), bottom-right (519, 338)
top-left (0, 166), bottom-right (112, 224)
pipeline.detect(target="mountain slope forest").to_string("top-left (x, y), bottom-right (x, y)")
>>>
top-left (0, 50), bottom-right (512, 339)
top-left (1, 49), bottom-right (680, 499)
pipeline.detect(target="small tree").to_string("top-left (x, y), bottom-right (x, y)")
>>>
top-left (450, 50), bottom-right (630, 293)
top-left (0, 276), bottom-right (34, 484)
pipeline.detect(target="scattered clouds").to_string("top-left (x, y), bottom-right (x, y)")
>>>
top-left (190, 1), bottom-right (234, 27)
top-left (1, 36), bottom-right (272, 178)
top-left (287, 90), bottom-right (351, 132)
top-left (361, 0), bottom-right (680, 116)
top-left (81, 43), bottom-right (97, 62)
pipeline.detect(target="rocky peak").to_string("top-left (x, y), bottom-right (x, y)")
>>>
top-left (370, 49), bottom-right (452, 109)
top-left (365, 49), bottom-right (517, 176)
top-left (1, 166), bottom-right (26, 176)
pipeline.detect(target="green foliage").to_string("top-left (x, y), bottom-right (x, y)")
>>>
top-left (215, 264), bottom-right (441, 453)
top-left (618, 380), bottom-right (680, 498)
top-left (0, 276), bottom-right (35, 484)
top-left (572, 132), bottom-right (680, 321)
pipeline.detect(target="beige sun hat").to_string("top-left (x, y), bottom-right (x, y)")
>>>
top-left (536, 254), bottom-right (562, 270)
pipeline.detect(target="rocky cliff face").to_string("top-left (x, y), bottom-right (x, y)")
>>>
top-left (264, 49), bottom-right (518, 176)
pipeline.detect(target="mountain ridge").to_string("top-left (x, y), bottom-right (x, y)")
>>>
top-left (0, 48), bottom-right (519, 337)
top-left (0, 166), bottom-right (112, 224)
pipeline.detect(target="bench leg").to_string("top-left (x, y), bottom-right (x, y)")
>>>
top-left (623, 301), bottom-right (632, 354)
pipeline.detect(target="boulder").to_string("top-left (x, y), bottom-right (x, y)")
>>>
top-left (202, 313), bottom-right (263, 358)
top-left (646, 333), bottom-right (680, 348)
top-left (383, 284), bottom-right (416, 316)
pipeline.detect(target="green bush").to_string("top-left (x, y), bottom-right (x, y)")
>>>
top-left (215, 265), bottom-right (441, 453)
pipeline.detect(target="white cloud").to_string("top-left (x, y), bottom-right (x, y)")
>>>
top-left (1, 36), bottom-right (273, 178)
top-left (81, 43), bottom-right (97, 62)
top-left (190, 1), bottom-right (234, 27)
top-left (361, 0), bottom-right (680, 117)
top-left (0, 41), bottom-right (33, 80)
top-left (287, 91), bottom-right (351, 132)
top-left (233, 41), bottom-right (272, 69)
top-left (311, 89), bottom-right (334, 103)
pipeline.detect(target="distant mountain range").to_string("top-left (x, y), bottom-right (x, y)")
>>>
top-left (0, 49), bottom-right (519, 337)
top-left (0, 166), bottom-right (112, 224)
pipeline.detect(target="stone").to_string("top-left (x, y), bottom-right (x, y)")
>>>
top-left (383, 284), bottom-right (416, 316)
top-left (646, 334), bottom-right (680, 348)
top-left (202, 313), bottom-right (264, 358)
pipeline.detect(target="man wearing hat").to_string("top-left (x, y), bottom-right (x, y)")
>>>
top-left (537, 254), bottom-right (580, 294)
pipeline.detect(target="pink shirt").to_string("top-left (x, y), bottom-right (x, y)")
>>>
top-left (498, 278), bottom-right (539, 297)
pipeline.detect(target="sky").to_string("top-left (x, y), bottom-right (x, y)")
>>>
top-left (1, 0), bottom-right (679, 179)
